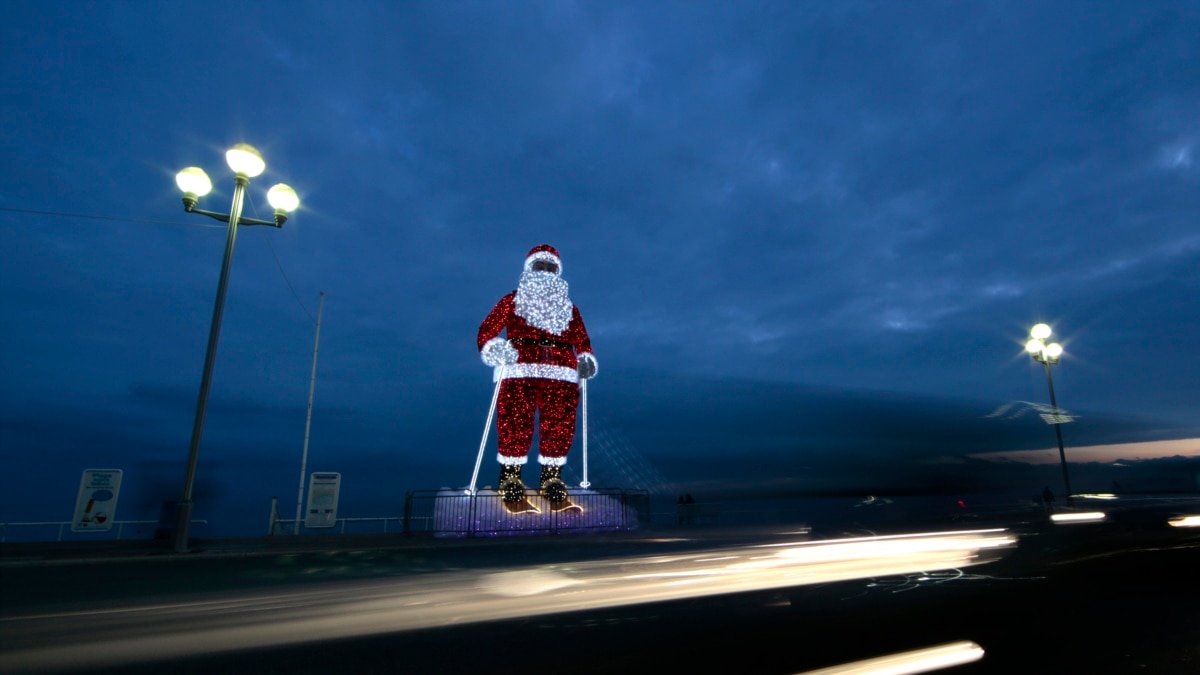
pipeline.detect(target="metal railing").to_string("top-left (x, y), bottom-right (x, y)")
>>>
top-left (403, 488), bottom-right (651, 537)
top-left (267, 516), bottom-right (406, 537)
top-left (1, 520), bottom-right (208, 543)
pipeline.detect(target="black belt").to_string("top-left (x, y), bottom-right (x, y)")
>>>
top-left (510, 337), bottom-right (572, 349)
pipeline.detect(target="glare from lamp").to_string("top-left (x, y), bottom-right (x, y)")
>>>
top-left (1031, 323), bottom-right (1052, 340)
top-left (226, 143), bottom-right (266, 177)
top-left (1025, 338), bottom-right (1043, 354)
top-left (175, 167), bottom-right (213, 196)
top-left (1045, 343), bottom-right (1063, 358)
top-left (267, 184), bottom-right (300, 212)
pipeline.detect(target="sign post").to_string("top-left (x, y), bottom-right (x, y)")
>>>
top-left (304, 472), bottom-right (341, 529)
top-left (71, 469), bottom-right (123, 532)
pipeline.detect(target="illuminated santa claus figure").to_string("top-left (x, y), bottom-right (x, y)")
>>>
top-left (478, 244), bottom-right (598, 514)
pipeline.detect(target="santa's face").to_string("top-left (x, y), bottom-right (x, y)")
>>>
top-left (515, 269), bottom-right (572, 335)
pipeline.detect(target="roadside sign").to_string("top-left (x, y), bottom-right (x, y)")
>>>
top-left (71, 469), bottom-right (123, 532)
top-left (304, 472), bottom-right (341, 528)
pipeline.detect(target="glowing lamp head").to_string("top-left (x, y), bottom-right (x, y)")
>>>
top-left (267, 184), bottom-right (300, 212)
top-left (1025, 338), bottom-right (1044, 354)
top-left (1045, 343), bottom-right (1063, 359)
top-left (175, 167), bottom-right (213, 197)
top-left (1030, 323), bottom-right (1052, 340)
top-left (226, 143), bottom-right (266, 177)
top-left (266, 183), bottom-right (299, 227)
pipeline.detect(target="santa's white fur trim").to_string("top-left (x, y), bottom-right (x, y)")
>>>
top-left (577, 352), bottom-right (598, 377)
top-left (497, 454), bottom-right (528, 466)
top-left (538, 455), bottom-right (567, 467)
top-left (494, 363), bottom-right (579, 383)
top-left (481, 337), bottom-right (517, 366)
top-left (524, 250), bottom-right (562, 275)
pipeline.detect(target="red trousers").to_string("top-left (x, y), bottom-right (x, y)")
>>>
top-left (497, 378), bottom-right (580, 463)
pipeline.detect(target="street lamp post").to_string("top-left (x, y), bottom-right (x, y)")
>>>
top-left (172, 144), bottom-right (299, 553)
top-left (1025, 323), bottom-right (1073, 504)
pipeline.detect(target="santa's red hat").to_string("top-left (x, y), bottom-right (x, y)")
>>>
top-left (524, 244), bottom-right (563, 275)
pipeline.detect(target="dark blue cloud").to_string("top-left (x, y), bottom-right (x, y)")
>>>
top-left (2, 1), bottom-right (1198, 536)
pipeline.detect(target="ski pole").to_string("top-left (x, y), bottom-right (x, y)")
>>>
top-left (468, 365), bottom-right (504, 495)
top-left (579, 376), bottom-right (590, 489)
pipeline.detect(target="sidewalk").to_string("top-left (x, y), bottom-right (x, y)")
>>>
top-left (0, 523), bottom-right (796, 569)
top-left (0, 533), bottom-right (413, 565)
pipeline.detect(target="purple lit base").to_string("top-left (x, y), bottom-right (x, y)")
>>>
top-left (431, 489), bottom-right (640, 537)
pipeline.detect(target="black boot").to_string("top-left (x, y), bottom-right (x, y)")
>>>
top-left (540, 465), bottom-right (582, 513)
top-left (499, 464), bottom-right (524, 502)
top-left (499, 464), bottom-right (538, 514)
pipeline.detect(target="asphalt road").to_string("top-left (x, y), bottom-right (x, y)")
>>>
top-left (3, 500), bottom-right (1200, 674)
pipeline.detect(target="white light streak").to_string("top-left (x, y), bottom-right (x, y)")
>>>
top-left (1167, 515), bottom-right (1200, 528)
top-left (797, 640), bottom-right (985, 675)
top-left (1050, 512), bottom-right (1106, 523)
top-left (0, 529), bottom-right (1014, 673)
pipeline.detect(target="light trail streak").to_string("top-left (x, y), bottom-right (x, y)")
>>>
top-left (1050, 512), bottom-right (1106, 523)
top-left (0, 528), bottom-right (1014, 673)
top-left (796, 640), bottom-right (985, 674)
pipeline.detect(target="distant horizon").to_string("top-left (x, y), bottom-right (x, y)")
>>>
top-left (971, 437), bottom-right (1200, 466)
top-left (6, 435), bottom-right (1199, 543)
top-left (4, 372), bottom-right (1199, 541)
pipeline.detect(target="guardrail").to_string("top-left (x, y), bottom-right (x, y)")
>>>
top-left (1, 520), bottom-right (208, 543)
top-left (403, 488), bottom-right (651, 537)
top-left (266, 489), bottom-right (651, 538)
top-left (267, 516), bottom-right (406, 536)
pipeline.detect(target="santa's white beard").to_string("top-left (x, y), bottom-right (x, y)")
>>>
top-left (514, 271), bottom-right (573, 335)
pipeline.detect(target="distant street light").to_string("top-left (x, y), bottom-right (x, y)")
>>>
top-left (1025, 323), bottom-right (1073, 504)
top-left (172, 144), bottom-right (299, 553)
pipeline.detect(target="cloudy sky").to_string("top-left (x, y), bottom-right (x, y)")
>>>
top-left (2, 1), bottom-right (1198, 536)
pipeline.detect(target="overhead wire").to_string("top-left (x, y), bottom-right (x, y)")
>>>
top-left (244, 191), bottom-right (316, 324)
top-left (1, 203), bottom-right (317, 325)
top-left (0, 205), bottom-right (222, 228)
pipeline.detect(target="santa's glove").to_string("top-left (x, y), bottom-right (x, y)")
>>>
top-left (577, 352), bottom-right (598, 379)
top-left (481, 337), bottom-right (518, 367)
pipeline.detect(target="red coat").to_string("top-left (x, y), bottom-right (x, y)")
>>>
top-left (477, 291), bottom-right (594, 383)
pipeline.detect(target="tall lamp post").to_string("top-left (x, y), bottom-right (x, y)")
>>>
top-left (173, 144), bottom-right (299, 553)
top-left (1025, 323), bottom-right (1073, 504)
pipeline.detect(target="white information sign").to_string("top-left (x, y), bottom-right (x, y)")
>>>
top-left (71, 469), bottom-right (123, 532)
top-left (304, 472), bottom-right (341, 529)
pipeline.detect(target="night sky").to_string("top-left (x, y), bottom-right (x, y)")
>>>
top-left (3, 2), bottom-right (1199, 537)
